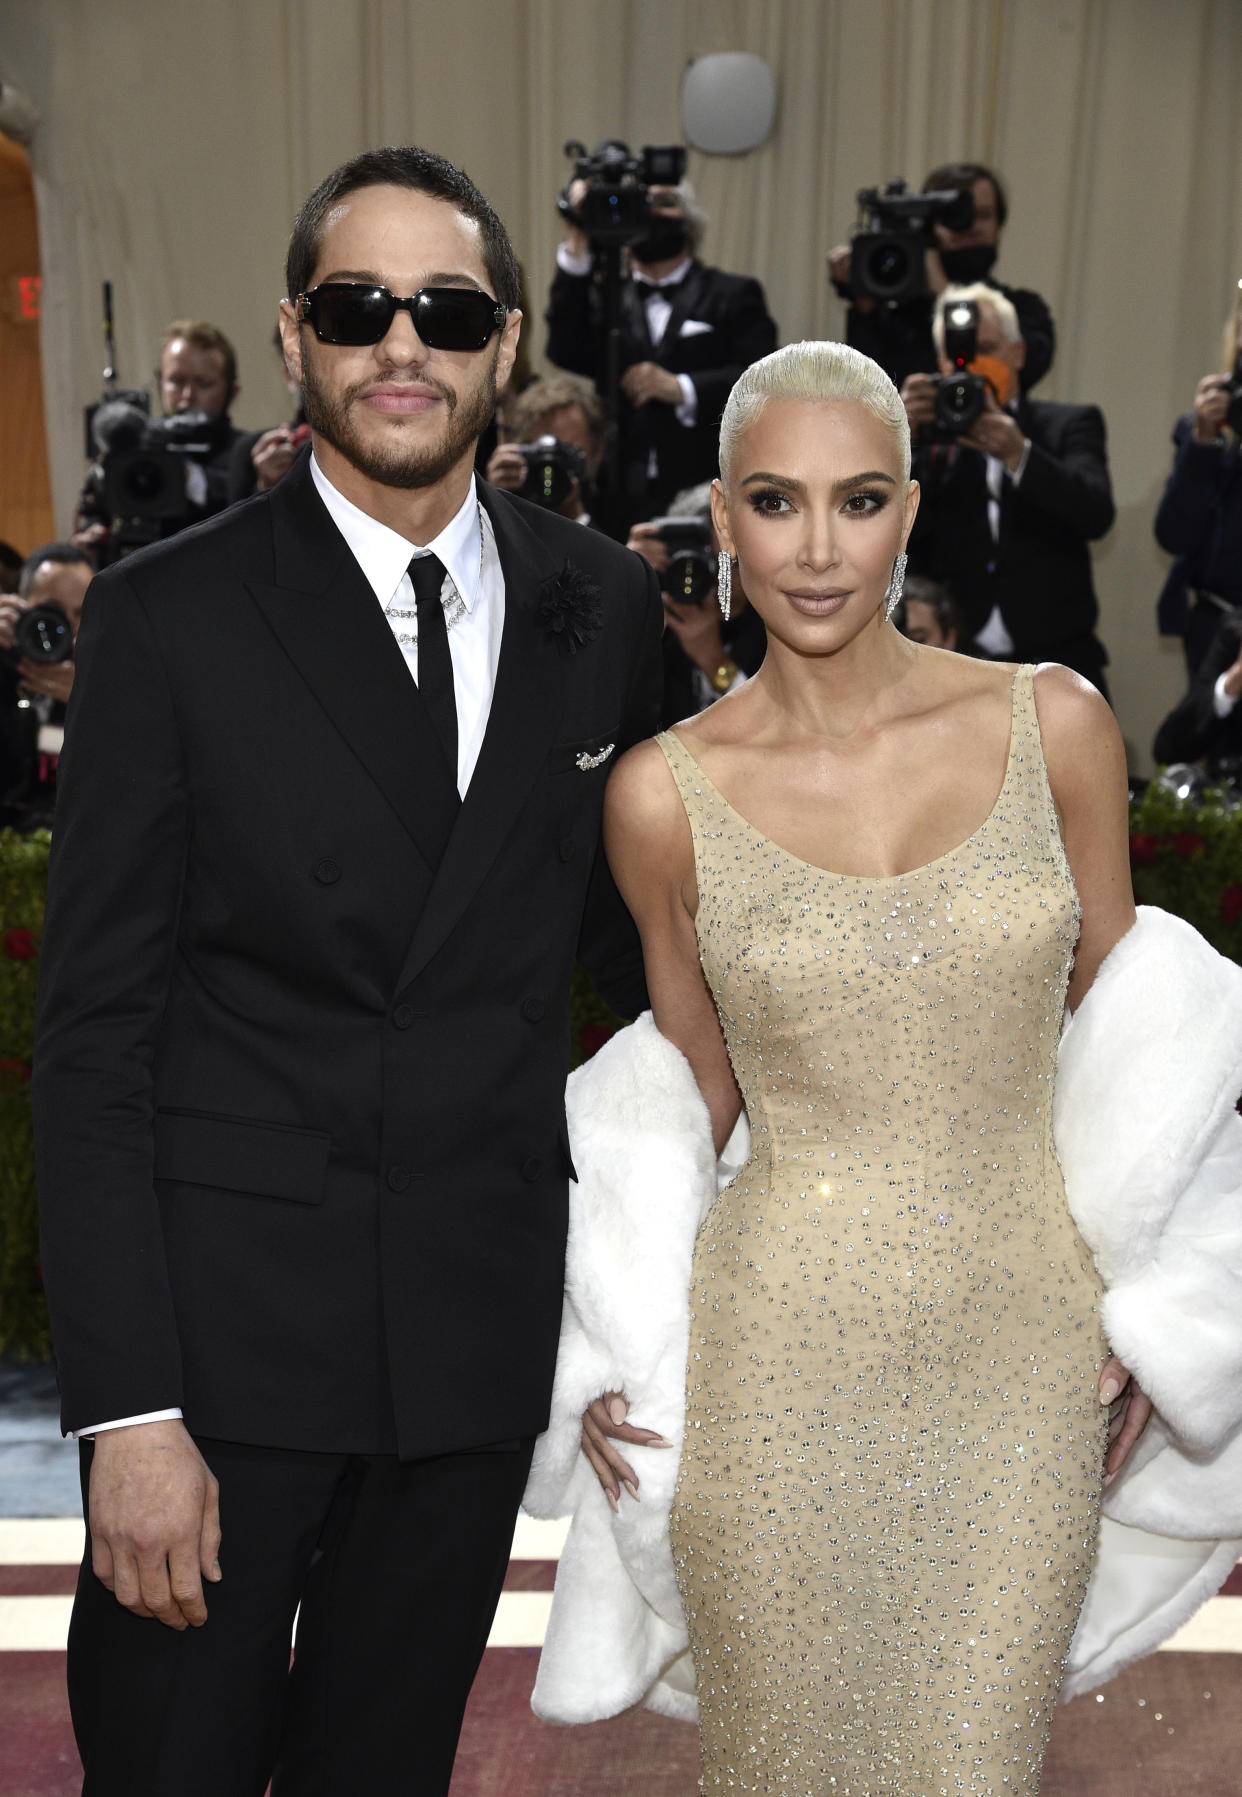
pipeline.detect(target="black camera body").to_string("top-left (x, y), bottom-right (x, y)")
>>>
top-left (851, 180), bottom-right (975, 304)
top-left (651, 516), bottom-right (715, 607)
top-left (557, 139), bottom-right (687, 247)
top-left (91, 402), bottom-right (217, 543)
top-left (511, 435), bottom-right (587, 510)
top-left (923, 298), bottom-right (988, 442)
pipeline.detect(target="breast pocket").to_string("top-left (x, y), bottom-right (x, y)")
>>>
top-left (153, 1109), bottom-right (332, 1205)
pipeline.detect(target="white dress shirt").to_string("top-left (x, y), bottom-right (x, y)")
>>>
top-left (75, 455), bottom-right (507, 1439)
top-left (556, 242), bottom-right (698, 427)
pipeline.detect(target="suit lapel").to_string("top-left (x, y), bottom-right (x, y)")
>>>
top-left (245, 455), bottom-right (458, 873)
top-left (395, 484), bottom-right (577, 993)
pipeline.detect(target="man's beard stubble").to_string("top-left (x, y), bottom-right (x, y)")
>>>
top-left (301, 342), bottom-right (500, 490)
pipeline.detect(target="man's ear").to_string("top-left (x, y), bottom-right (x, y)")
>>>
top-left (494, 309), bottom-right (523, 398)
top-left (278, 300), bottom-right (304, 384)
top-left (1010, 336), bottom-right (1027, 373)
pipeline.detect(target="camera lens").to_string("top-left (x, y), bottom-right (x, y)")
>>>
top-left (934, 374), bottom-right (985, 436)
top-left (864, 238), bottom-right (913, 299)
top-left (13, 604), bottom-right (73, 665)
top-left (124, 457), bottom-right (168, 502)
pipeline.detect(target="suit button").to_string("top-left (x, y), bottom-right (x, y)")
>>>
top-left (521, 1156), bottom-right (543, 1183)
top-left (313, 858), bottom-right (341, 885)
top-left (386, 1164), bottom-right (411, 1193)
top-left (392, 1004), bottom-right (414, 1030)
top-left (558, 836), bottom-right (575, 863)
top-left (520, 995), bottom-right (546, 1023)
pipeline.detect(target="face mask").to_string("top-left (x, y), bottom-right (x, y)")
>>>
top-left (968, 353), bottom-right (1016, 408)
top-left (938, 243), bottom-right (998, 284)
top-left (631, 218), bottom-right (688, 265)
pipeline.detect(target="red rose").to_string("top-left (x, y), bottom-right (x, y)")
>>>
top-left (1222, 886), bottom-right (1242, 926)
top-left (1129, 833), bottom-right (1160, 869)
top-left (0, 1057), bottom-right (31, 1080)
top-left (579, 1022), bottom-right (618, 1061)
top-left (1170, 832), bottom-right (1206, 857)
top-left (2, 927), bottom-right (36, 959)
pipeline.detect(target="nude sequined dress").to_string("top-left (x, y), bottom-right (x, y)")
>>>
top-left (658, 666), bottom-right (1108, 1795)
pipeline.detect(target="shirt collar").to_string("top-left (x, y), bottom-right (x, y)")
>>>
top-left (309, 454), bottom-right (483, 613)
top-left (634, 256), bottom-right (693, 291)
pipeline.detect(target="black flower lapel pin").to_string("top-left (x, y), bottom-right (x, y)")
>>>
top-left (539, 561), bottom-right (603, 653)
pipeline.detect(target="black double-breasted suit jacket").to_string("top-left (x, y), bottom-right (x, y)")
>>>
top-left (33, 453), bottom-right (662, 1460)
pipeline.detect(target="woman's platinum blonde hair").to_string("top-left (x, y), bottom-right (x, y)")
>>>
top-left (718, 340), bottom-right (910, 488)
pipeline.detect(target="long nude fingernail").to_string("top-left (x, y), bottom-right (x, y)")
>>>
top-left (607, 1398), bottom-right (628, 1426)
top-left (1099, 1378), bottom-right (1120, 1406)
top-left (606, 1489), bottom-right (620, 1514)
top-left (645, 1435), bottom-right (675, 1448)
top-left (622, 1477), bottom-right (640, 1503)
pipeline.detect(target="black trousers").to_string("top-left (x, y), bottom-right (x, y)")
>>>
top-left (69, 1432), bottom-right (535, 1796)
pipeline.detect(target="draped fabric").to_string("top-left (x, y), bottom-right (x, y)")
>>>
top-left (2, 0), bottom-right (1241, 766)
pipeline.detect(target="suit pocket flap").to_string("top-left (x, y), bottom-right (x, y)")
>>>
top-left (154, 1110), bottom-right (332, 1204)
top-left (548, 728), bottom-right (620, 775)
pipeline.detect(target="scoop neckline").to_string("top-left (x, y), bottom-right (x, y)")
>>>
top-left (664, 667), bottom-right (1024, 886)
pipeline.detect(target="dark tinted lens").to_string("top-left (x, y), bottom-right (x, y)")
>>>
top-left (308, 287), bottom-right (395, 345)
top-left (414, 289), bottom-right (502, 350)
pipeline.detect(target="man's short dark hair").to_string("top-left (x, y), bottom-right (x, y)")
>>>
top-left (159, 320), bottom-right (239, 393)
top-left (286, 147), bottom-right (521, 313)
top-left (19, 541), bottom-right (95, 599)
top-left (922, 161), bottom-right (1008, 231)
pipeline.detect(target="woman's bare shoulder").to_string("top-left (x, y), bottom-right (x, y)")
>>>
top-left (605, 736), bottom-right (686, 838)
top-left (1031, 662), bottom-right (1123, 765)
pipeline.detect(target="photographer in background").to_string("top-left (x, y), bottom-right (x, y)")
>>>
top-left (628, 482), bottom-right (766, 726)
top-left (0, 542), bottom-right (93, 825)
top-left (74, 319), bottom-right (245, 556)
top-left (227, 324), bottom-right (310, 503)
top-left (894, 574), bottom-right (963, 651)
top-left (546, 176), bottom-right (777, 531)
top-left (1154, 286), bottom-right (1242, 675)
top-left (829, 161), bottom-right (1055, 395)
top-left (904, 284), bottom-right (1114, 694)
top-left (1153, 607), bottom-right (1242, 768)
top-left (485, 372), bottom-right (603, 524)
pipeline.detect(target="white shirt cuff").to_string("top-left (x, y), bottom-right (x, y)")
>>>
top-left (1008, 438), bottom-right (1032, 485)
top-left (674, 373), bottom-right (698, 428)
top-left (556, 243), bottom-right (592, 278)
top-left (73, 1408), bottom-right (184, 1441)
top-left (1213, 670), bottom-right (1238, 718)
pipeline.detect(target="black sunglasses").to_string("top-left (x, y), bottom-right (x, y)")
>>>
top-left (296, 284), bottom-right (508, 351)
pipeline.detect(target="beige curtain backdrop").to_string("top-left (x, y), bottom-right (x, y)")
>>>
top-left (3, 0), bottom-right (1241, 768)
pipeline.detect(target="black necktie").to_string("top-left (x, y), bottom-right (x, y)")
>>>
top-left (408, 553), bottom-right (458, 783)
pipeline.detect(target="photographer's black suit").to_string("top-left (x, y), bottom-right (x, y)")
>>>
top-left (1153, 610), bottom-right (1242, 766)
top-left (33, 452), bottom-right (662, 1793)
top-left (545, 258), bottom-right (777, 522)
top-left (909, 397), bottom-right (1114, 687)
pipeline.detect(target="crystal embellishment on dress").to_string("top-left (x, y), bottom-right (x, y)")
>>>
top-left (655, 664), bottom-right (1108, 1795)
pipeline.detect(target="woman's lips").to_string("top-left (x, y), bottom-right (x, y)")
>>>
top-left (784, 588), bottom-right (852, 616)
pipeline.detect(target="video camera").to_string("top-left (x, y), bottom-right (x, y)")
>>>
top-left (850, 180), bottom-right (975, 304)
top-left (649, 516), bottom-right (715, 607)
top-left (557, 139), bottom-right (688, 248)
top-left (90, 400), bottom-right (215, 547)
top-left (923, 298), bottom-right (988, 442)
top-left (510, 435), bottom-right (587, 510)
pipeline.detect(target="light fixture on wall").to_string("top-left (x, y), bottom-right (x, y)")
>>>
top-left (680, 53), bottom-right (776, 156)
top-left (0, 80), bottom-right (39, 147)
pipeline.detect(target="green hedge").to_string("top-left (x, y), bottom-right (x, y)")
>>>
top-left (3, 788), bottom-right (1233, 1357)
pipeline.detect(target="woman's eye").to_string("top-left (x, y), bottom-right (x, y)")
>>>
top-left (844, 489), bottom-right (888, 514)
top-left (749, 488), bottom-right (791, 515)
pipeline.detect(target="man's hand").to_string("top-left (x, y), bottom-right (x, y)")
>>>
top-left (18, 658), bottom-right (74, 704)
top-left (560, 177), bottom-right (591, 261)
top-left (1193, 373), bottom-right (1231, 444)
top-left (485, 444), bottom-right (527, 493)
top-left (1221, 639), bottom-right (1242, 702)
top-left (250, 427), bottom-right (300, 492)
top-left (900, 371), bottom-right (937, 432)
top-left (70, 521), bottom-right (108, 555)
top-left (88, 1419), bottom-right (221, 1629)
top-left (626, 521), bottom-right (670, 578)
top-left (664, 595), bottom-right (727, 676)
top-left (1098, 1353), bottom-right (1154, 1483)
top-left (0, 597), bottom-right (26, 653)
top-left (621, 362), bottom-right (683, 409)
top-left (957, 390), bottom-right (1028, 470)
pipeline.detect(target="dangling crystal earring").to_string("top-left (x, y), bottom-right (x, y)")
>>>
top-left (883, 551), bottom-right (908, 621)
top-left (717, 550), bottom-right (733, 622)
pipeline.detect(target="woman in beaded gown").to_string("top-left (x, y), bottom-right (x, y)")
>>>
top-left (581, 342), bottom-right (1151, 1794)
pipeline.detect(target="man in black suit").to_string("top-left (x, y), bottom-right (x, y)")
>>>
top-left (34, 146), bottom-right (662, 1796)
top-left (1153, 609), bottom-right (1242, 765)
top-left (545, 177), bottom-right (777, 531)
top-left (903, 282), bottom-right (1114, 694)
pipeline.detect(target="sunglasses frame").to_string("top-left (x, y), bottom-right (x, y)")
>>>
top-left (296, 283), bottom-right (509, 351)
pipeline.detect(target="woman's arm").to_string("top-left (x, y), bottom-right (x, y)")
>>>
top-left (579, 738), bottom-right (743, 1504)
top-left (1036, 665), bottom-right (1151, 1475)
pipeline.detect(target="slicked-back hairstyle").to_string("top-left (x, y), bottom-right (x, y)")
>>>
top-left (922, 160), bottom-right (1008, 230)
top-left (718, 341), bottom-right (910, 488)
top-left (286, 146), bottom-right (521, 313)
top-left (159, 320), bottom-right (238, 392)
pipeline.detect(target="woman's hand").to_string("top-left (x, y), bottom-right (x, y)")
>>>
top-left (580, 1390), bottom-right (672, 1511)
top-left (1098, 1353), bottom-right (1154, 1483)
top-left (1193, 373), bottom-right (1231, 443)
